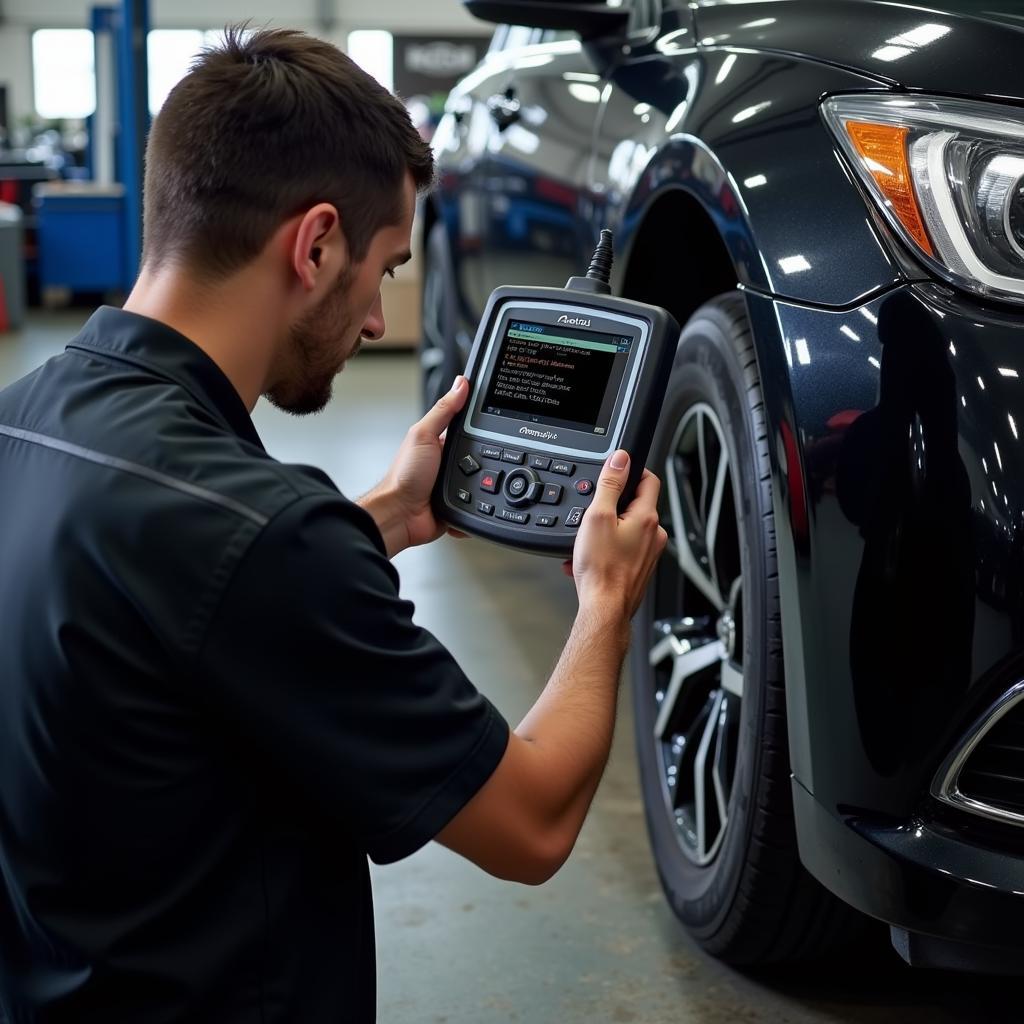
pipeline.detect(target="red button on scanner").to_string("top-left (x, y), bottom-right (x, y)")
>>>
top-left (574, 479), bottom-right (594, 496)
top-left (480, 472), bottom-right (501, 494)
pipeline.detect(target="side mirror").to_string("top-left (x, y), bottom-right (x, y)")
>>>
top-left (464, 1), bottom-right (629, 41)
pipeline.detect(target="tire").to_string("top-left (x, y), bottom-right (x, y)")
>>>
top-left (630, 292), bottom-right (856, 964)
top-left (420, 222), bottom-right (465, 413)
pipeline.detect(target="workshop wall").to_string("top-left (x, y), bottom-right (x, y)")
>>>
top-left (0, 31), bottom-right (33, 130)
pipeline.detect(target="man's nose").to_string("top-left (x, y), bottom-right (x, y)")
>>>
top-left (361, 292), bottom-right (386, 342)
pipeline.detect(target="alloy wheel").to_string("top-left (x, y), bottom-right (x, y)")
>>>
top-left (649, 402), bottom-right (744, 867)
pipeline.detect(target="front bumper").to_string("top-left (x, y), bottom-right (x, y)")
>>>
top-left (793, 780), bottom-right (1024, 969)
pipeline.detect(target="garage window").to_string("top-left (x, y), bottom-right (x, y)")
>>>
top-left (148, 30), bottom-right (206, 114)
top-left (148, 29), bottom-right (245, 114)
top-left (347, 31), bottom-right (394, 92)
top-left (32, 28), bottom-right (240, 121)
top-left (32, 29), bottom-right (97, 120)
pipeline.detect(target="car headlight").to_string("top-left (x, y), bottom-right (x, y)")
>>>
top-left (822, 94), bottom-right (1024, 303)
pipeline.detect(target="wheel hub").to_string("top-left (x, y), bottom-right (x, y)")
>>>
top-left (716, 610), bottom-right (736, 659)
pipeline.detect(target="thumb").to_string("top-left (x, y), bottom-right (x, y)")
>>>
top-left (417, 375), bottom-right (469, 439)
top-left (591, 449), bottom-right (630, 512)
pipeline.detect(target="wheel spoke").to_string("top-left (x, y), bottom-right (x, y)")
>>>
top-left (676, 698), bottom-right (710, 815)
top-left (697, 412), bottom-right (709, 524)
top-left (720, 661), bottom-right (744, 698)
top-left (711, 695), bottom-right (731, 828)
top-left (693, 691), bottom-right (723, 863)
top-left (665, 451), bottom-right (724, 611)
top-left (705, 443), bottom-right (730, 593)
top-left (652, 638), bottom-right (726, 740)
top-left (648, 620), bottom-right (707, 667)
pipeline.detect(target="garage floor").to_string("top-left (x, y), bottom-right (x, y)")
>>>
top-left (1, 312), bottom-right (1018, 1023)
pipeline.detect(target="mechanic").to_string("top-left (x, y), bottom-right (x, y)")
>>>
top-left (0, 27), bottom-right (666, 1024)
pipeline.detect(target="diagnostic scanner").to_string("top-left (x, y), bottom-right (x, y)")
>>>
top-left (433, 230), bottom-right (679, 557)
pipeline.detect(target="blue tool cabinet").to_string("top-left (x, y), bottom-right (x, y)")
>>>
top-left (35, 184), bottom-right (126, 293)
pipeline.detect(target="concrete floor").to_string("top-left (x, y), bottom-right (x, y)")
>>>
top-left (1, 310), bottom-right (1020, 1023)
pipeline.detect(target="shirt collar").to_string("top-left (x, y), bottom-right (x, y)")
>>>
top-left (67, 306), bottom-right (265, 450)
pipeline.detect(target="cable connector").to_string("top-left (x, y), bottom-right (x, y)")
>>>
top-left (566, 229), bottom-right (614, 295)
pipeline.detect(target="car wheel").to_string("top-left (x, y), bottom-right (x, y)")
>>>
top-left (420, 222), bottom-right (464, 412)
top-left (630, 292), bottom-right (855, 964)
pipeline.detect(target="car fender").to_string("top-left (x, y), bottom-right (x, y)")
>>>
top-left (597, 50), bottom-right (910, 814)
top-left (597, 48), bottom-right (904, 308)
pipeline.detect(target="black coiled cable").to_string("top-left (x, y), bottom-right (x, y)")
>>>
top-left (586, 229), bottom-right (614, 287)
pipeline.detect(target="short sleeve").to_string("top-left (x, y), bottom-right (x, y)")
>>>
top-left (196, 494), bottom-right (509, 864)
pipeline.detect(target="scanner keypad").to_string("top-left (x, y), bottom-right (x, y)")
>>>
top-left (451, 441), bottom-right (598, 535)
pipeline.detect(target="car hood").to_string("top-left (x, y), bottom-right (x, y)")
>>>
top-left (695, 1), bottom-right (1024, 103)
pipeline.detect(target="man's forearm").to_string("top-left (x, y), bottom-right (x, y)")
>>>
top-left (515, 599), bottom-right (631, 843)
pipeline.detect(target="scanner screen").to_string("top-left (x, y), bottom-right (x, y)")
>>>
top-left (481, 318), bottom-right (633, 435)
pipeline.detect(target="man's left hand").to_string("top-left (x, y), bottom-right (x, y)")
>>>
top-left (359, 376), bottom-right (469, 557)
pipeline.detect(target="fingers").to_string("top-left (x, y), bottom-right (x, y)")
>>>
top-left (561, 559), bottom-right (574, 579)
top-left (590, 449), bottom-right (630, 514)
top-left (655, 525), bottom-right (669, 557)
top-left (620, 469), bottom-right (661, 520)
top-left (415, 375), bottom-right (469, 440)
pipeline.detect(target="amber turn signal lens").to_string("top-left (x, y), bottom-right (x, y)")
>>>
top-left (845, 120), bottom-right (934, 256)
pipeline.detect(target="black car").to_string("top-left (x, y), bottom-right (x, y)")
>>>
top-left (420, 0), bottom-right (1024, 973)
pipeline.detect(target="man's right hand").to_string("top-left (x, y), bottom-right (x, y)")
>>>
top-left (568, 449), bottom-right (667, 626)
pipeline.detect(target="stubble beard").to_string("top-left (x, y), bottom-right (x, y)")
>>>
top-left (266, 265), bottom-right (358, 416)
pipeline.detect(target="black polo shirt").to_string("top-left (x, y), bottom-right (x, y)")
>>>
top-left (0, 307), bottom-right (509, 1023)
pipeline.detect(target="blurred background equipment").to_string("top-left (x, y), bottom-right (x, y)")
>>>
top-left (0, 0), bottom-right (486, 344)
top-left (0, 201), bottom-right (25, 331)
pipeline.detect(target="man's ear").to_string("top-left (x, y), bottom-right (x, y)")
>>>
top-left (291, 203), bottom-right (347, 292)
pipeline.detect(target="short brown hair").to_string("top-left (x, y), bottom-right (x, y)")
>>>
top-left (142, 26), bottom-right (433, 278)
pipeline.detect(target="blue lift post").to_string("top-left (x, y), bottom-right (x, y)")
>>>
top-left (36, 0), bottom-right (148, 297)
top-left (115, 0), bottom-right (149, 290)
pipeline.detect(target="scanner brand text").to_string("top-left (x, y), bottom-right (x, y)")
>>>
top-left (557, 315), bottom-right (592, 327)
top-left (519, 427), bottom-right (558, 440)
